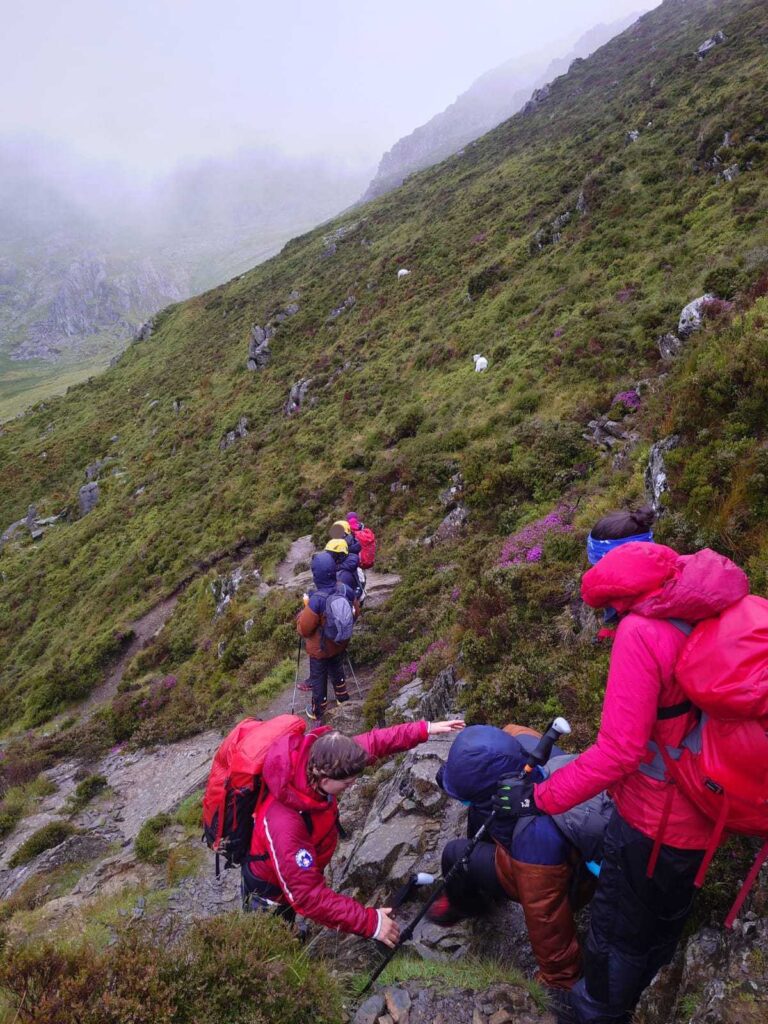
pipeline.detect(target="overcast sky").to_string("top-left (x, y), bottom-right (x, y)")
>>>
top-left (1, 0), bottom-right (658, 176)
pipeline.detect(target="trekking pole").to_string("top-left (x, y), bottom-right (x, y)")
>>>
top-left (358, 715), bottom-right (572, 996)
top-left (290, 636), bottom-right (303, 715)
top-left (344, 653), bottom-right (364, 699)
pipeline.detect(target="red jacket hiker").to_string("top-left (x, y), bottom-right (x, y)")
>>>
top-left (248, 720), bottom-right (429, 937)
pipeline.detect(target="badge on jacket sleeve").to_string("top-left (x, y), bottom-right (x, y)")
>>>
top-left (295, 848), bottom-right (314, 869)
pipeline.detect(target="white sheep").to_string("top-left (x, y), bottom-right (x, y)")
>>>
top-left (397, 268), bottom-right (410, 279)
top-left (473, 354), bottom-right (488, 372)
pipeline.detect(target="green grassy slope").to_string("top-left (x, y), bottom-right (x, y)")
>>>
top-left (0, 0), bottom-right (767, 751)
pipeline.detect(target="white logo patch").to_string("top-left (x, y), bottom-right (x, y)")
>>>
top-left (295, 848), bottom-right (314, 869)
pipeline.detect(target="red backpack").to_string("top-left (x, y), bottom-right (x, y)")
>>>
top-left (642, 595), bottom-right (768, 926)
top-left (354, 526), bottom-right (376, 569)
top-left (202, 714), bottom-right (305, 873)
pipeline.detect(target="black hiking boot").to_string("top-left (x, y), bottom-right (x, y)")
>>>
top-left (545, 987), bottom-right (577, 1024)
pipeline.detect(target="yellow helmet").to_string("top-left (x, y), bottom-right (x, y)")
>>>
top-left (332, 519), bottom-right (352, 534)
top-left (325, 538), bottom-right (349, 556)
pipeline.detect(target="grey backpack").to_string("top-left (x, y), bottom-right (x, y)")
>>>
top-left (321, 585), bottom-right (355, 645)
top-left (542, 754), bottom-right (614, 862)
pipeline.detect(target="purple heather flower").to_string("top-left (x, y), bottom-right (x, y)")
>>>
top-left (498, 502), bottom-right (575, 568)
top-left (552, 327), bottom-right (565, 338)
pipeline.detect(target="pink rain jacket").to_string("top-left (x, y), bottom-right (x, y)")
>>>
top-left (535, 543), bottom-right (748, 849)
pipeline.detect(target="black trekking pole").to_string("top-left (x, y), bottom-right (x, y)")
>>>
top-left (290, 636), bottom-right (303, 715)
top-left (358, 715), bottom-right (572, 996)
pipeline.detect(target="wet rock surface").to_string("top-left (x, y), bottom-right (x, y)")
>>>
top-left (352, 983), bottom-right (554, 1024)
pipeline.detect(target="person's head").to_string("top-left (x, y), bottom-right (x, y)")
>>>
top-left (307, 731), bottom-right (367, 795)
top-left (346, 512), bottom-right (362, 531)
top-left (325, 538), bottom-right (349, 562)
top-left (586, 505), bottom-right (655, 565)
top-left (438, 725), bottom-right (528, 805)
top-left (329, 520), bottom-right (352, 540)
top-left (311, 550), bottom-right (338, 590)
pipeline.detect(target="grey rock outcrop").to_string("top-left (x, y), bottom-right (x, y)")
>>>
top-left (645, 435), bottom-right (679, 510)
top-left (522, 83), bottom-right (551, 115)
top-left (210, 566), bottom-right (266, 616)
top-left (678, 294), bottom-right (715, 336)
top-left (134, 317), bottom-right (155, 343)
top-left (78, 481), bottom-right (100, 517)
top-left (627, 129), bottom-right (640, 143)
top-left (696, 30), bottom-right (726, 59)
top-left (429, 504), bottom-right (469, 545)
top-left (328, 296), bottom-right (356, 321)
top-left (321, 221), bottom-right (361, 258)
top-left (584, 416), bottom-right (639, 452)
top-left (246, 324), bottom-right (274, 371)
top-left (438, 472), bottom-right (465, 510)
top-left (285, 379), bottom-right (312, 416)
top-left (219, 417), bottom-right (249, 450)
top-left (657, 332), bottom-right (684, 361)
top-left (85, 458), bottom-right (114, 481)
top-left (720, 162), bottom-right (740, 183)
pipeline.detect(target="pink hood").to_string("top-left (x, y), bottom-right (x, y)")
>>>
top-left (582, 543), bottom-right (748, 622)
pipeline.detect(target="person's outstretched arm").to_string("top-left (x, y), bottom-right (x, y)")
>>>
top-left (354, 720), bottom-right (464, 763)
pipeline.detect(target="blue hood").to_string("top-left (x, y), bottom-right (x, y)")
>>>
top-left (441, 725), bottom-right (528, 802)
top-left (311, 551), bottom-right (338, 590)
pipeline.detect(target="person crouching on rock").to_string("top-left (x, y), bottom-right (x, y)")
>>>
top-left (430, 724), bottom-right (609, 996)
top-left (244, 719), bottom-right (465, 945)
top-left (298, 546), bottom-right (358, 722)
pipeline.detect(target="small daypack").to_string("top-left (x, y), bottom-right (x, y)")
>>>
top-left (322, 585), bottom-right (355, 644)
top-left (354, 527), bottom-right (376, 569)
top-left (202, 714), bottom-right (305, 873)
top-left (546, 754), bottom-right (614, 863)
top-left (640, 595), bottom-right (768, 927)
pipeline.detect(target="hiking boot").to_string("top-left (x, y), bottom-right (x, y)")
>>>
top-left (297, 680), bottom-right (312, 692)
top-left (426, 894), bottom-right (465, 926)
top-left (305, 705), bottom-right (326, 722)
top-left (545, 987), bottom-right (577, 1024)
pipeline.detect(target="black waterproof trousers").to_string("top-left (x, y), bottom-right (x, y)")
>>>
top-left (570, 810), bottom-right (704, 1024)
top-left (308, 653), bottom-right (348, 717)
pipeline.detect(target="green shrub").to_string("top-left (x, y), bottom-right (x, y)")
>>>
top-left (8, 821), bottom-right (76, 868)
top-left (67, 774), bottom-right (108, 813)
top-left (0, 915), bottom-right (343, 1024)
top-left (134, 813), bottom-right (173, 864)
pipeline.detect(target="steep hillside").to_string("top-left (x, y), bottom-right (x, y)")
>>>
top-left (361, 13), bottom-right (643, 201)
top-left (0, 0), bottom-right (766, 803)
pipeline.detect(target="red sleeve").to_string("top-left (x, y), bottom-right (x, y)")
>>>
top-left (297, 606), bottom-right (320, 639)
top-left (262, 802), bottom-right (379, 937)
top-left (536, 617), bottom-right (663, 815)
top-left (353, 720), bottom-right (430, 763)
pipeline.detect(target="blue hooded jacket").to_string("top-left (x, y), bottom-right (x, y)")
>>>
top-left (308, 551), bottom-right (354, 614)
top-left (337, 552), bottom-right (362, 596)
top-left (440, 725), bottom-right (569, 866)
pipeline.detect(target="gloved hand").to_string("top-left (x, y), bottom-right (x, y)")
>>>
top-left (492, 773), bottom-right (541, 818)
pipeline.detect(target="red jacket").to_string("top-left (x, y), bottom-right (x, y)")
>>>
top-left (249, 720), bottom-right (429, 936)
top-left (535, 544), bottom-right (748, 848)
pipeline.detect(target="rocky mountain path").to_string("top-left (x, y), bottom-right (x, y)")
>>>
top-left (0, 535), bottom-right (399, 932)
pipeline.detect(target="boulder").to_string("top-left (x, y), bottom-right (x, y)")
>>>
top-left (626, 129), bottom-right (640, 143)
top-left (645, 435), bottom-right (679, 511)
top-left (696, 30), bottom-right (726, 58)
top-left (328, 296), bottom-right (356, 321)
top-left (438, 472), bottom-right (465, 510)
top-left (522, 83), bottom-right (550, 115)
top-left (430, 505), bottom-right (469, 545)
top-left (78, 481), bottom-right (100, 517)
top-left (657, 333), bottom-right (684, 361)
top-left (678, 294), bottom-right (715, 336)
top-left (133, 317), bottom-right (155, 343)
top-left (285, 379), bottom-right (312, 416)
top-left (246, 324), bottom-right (274, 371)
top-left (85, 457), bottom-right (114, 481)
top-left (219, 417), bottom-right (249, 450)
top-left (720, 162), bottom-right (740, 183)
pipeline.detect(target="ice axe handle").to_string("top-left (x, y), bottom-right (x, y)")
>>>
top-left (523, 716), bottom-right (571, 775)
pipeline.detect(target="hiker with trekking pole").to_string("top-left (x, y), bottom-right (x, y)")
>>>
top-left (359, 716), bottom-right (573, 996)
top-left (524, 520), bottom-right (768, 1024)
top-left (296, 546), bottom-right (360, 722)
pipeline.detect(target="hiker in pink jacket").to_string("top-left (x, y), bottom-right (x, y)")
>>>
top-left (526, 530), bottom-right (747, 1024)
